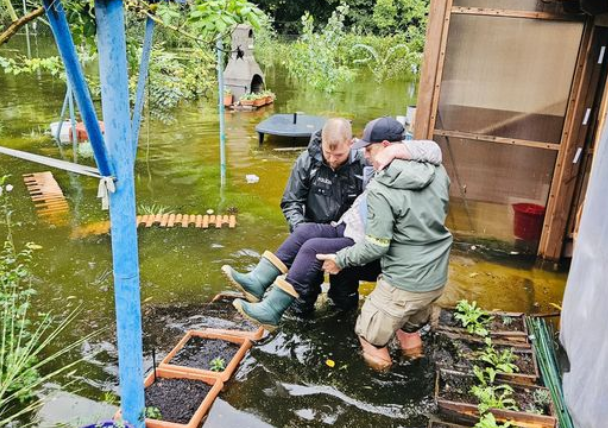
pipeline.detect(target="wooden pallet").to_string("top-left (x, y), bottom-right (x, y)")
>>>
top-left (23, 172), bottom-right (69, 225)
top-left (70, 213), bottom-right (237, 239)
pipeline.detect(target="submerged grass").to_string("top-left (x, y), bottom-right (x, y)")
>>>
top-left (0, 176), bottom-right (100, 426)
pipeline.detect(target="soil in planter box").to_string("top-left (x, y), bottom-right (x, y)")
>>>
top-left (171, 336), bottom-right (240, 370)
top-left (202, 296), bottom-right (258, 331)
top-left (145, 378), bottom-right (212, 424)
top-left (438, 372), bottom-right (552, 416)
top-left (439, 309), bottom-right (525, 332)
top-left (438, 372), bottom-right (478, 405)
top-left (434, 335), bottom-right (534, 374)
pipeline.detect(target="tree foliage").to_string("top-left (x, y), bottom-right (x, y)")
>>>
top-left (255, 1), bottom-right (427, 92)
top-left (253, 0), bottom-right (429, 37)
top-left (0, 0), bottom-right (264, 123)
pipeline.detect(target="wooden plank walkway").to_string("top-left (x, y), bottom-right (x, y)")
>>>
top-left (71, 214), bottom-right (237, 239)
top-left (23, 171), bottom-right (69, 226)
top-left (135, 214), bottom-right (235, 229)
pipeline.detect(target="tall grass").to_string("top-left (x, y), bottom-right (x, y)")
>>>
top-left (0, 176), bottom-right (99, 426)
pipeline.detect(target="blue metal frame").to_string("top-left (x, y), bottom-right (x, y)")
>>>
top-left (43, 0), bottom-right (113, 178)
top-left (95, 1), bottom-right (144, 426)
top-left (131, 17), bottom-right (155, 157)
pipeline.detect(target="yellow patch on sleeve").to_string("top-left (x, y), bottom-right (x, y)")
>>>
top-left (365, 235), bottom-right (390, 247)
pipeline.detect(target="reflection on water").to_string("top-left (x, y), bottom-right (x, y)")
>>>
top-left (0, 36), bottom-right (567, 427)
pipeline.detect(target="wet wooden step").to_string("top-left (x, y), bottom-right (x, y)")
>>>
top-left (23, 171), bottom-right (69, 225)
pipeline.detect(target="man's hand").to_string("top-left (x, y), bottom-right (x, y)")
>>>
top-left (373, 143), bottom-right (410, 170)
top-left (317, 254), bottom-right (342, 275)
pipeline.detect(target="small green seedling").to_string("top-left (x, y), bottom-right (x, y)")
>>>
top-left (476, 338), bottom-right (519, 374)
top-left (474, 412), bottom-right (513, 428)
top-left (470, 384), bottom-right (519, 414)
top-left (501, 315), bottom-right (514, 327)
top-left (210, 357), bottom-right (226, 372)
top-left (145, 406), bottom-right (162, 419)
top-left (454, 300), bottom-right (494, 337)
top-left (525, 388), bottom-right (552, 415)
top-left (473, 365), bottom-right (498, 386)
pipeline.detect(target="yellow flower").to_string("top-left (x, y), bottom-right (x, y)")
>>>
top-left (325, 359), bottom-right (335, 368)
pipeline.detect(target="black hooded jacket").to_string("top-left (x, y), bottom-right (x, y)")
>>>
top-left (280, 130), bottom-right (369, 231)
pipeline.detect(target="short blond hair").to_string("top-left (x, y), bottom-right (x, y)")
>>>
top-left (322, 118), bottom-right (352, 150)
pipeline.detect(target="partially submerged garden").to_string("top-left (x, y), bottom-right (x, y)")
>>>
top-left (0, 1), bottom-right (573, 427)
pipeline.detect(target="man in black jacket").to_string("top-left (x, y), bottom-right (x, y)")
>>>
top-left (280, 117), bottom-right (442, 315)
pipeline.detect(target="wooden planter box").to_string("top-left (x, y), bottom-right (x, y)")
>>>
top-left (116, 368), bottom-right (223, 428)
top-left (160, 330), bottom-right (252, 382)
top-left (204, 292), bottom-right (265, 340)
top-left (431, 306), bottom-right (530, 347)
top-left (435, 369), bottom-right (557, 428)
top-left (428, 418), bottom-right (525, 428)
top-left (143, 367), bottom-right (223, 428)
top-left (239, 99), bottom-right (254, 106)
top-left (428, 419), bottom-right (469, 428)
top-left (265, 96), bottom-right (274, 105)
top-left (434, 332), bottom-right (540, 385)
top-left (252, 98), bottom-right (266, 107)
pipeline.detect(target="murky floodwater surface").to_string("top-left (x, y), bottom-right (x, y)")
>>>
top-left (0, 36), bottom-right (567, 427)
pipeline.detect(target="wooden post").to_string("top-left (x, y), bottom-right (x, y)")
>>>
top-left (539, 20), bottom-right (596, 260)
top-left (414, 0), bottom-right (452, 140)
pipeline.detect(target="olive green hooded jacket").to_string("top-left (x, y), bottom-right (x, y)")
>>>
top-left (335, 159), bottom-right (452, 292)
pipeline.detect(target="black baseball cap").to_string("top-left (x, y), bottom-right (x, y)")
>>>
top-left (352, 117), bottom-right (405, 150)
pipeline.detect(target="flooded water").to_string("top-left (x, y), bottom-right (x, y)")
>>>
top-left (0, 36), bottom-right (567, 427)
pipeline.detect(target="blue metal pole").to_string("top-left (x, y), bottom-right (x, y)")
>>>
top-left (43, 0), bottom-right (113, 178)
top-left (95, 1), bottom-right (144, 427)
top-left (131, 17), bottom-right (155, 157)
top-left (217, 39), bottom-right (227, 187)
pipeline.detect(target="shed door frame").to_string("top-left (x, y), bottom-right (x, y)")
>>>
top-left (415, 0), bottom-right (593, 259)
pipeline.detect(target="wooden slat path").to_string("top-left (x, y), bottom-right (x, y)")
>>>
top-left (71, 213), bottom-right (237, 239)
top-left (136, 214), bottom-right (235, 229)
top-left (23, 172), bottom-right (69, 226)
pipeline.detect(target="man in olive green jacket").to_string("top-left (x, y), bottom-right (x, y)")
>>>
top-left (319, 117), bottom-right (453, 369)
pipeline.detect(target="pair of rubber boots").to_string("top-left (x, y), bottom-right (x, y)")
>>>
top-left (359, 330), bottom-right (423, 370)
top-left (221, 251), bottom-right (297, 331)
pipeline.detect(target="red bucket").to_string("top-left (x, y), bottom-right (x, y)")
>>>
top-left (512, 203), bottom-right (545, 241)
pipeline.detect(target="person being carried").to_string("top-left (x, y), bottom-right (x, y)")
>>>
top-left (279, 117), bottom-right (442, 314)
top-left (318, 125), bottom-right (453, 370)
top-left (221, 118), bottom-right (443, 331)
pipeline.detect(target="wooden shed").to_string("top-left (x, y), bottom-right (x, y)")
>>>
top-left (415, 0), bottom-right (608, 260)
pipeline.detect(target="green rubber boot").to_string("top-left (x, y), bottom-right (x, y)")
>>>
top-left (222, 251), bottom-right (288, 302)
top-left (232, 277), bottom-right (298, 331)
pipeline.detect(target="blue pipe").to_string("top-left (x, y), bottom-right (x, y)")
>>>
top-left (43, 0), bottom-right (113, 178)
top-left (131, 17), bottom-right (155, 157)
top-left (95, 1), bottom-right (144, 427)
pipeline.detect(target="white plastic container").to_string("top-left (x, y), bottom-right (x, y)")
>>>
top-left (49, 121), bottom-right (72, 144)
